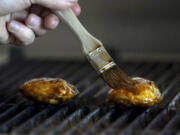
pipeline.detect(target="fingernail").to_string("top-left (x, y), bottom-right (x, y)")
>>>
top-left (51, 19), bottom-right (59, 29)
top-left (28, 15), bottom-right (41, 28)
top-left (9, 21), bottom-right (20, 32)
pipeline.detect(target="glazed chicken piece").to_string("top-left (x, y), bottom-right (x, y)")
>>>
top-left (108, 77), bottom-right (162, 107)
top-left (20, 78), bottom-right (79, 104)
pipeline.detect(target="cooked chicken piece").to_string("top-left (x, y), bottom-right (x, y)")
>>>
top-left (20, 78), bottom-right (79, 104)
top-left (108, 77), bottom-right (162, 107)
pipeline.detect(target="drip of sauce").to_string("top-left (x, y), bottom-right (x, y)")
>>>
top-left (108, 77), bottom-right (162, 107)
top-left (20, 78), bottom-right (79, 104)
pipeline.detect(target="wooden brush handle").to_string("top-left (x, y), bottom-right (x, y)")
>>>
top-left (55, 9), bottom-right (136, 89)
top-left (55, 9), bottom-right (103, 53)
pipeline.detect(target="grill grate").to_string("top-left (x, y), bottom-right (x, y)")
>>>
top-left (0, 51), bottom-right (179, 135)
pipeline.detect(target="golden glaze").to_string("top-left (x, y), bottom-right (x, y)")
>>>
top-left (108, 77), bottom-right (162, 107)
top-left (20, 78), bottom-right (79, 104)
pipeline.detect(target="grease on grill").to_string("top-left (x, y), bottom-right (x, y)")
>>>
top-left (108, 77), bottom-right (162, 107)
top-left (20, 78), bottom-right (79, 104)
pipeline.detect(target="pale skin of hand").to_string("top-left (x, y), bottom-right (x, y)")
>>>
top-left (0, 0), bottom-right (81, 45)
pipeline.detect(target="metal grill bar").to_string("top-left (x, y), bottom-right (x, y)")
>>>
top-left (142, 92), bottom-right (180, 135)
top-left (119, 76), bottom-right (180, 135)
top-left (0, 102), bottom-right (26, 125)
top-left (0, 106), bottom-right (39, 132)
top-left (0, 61), bottom-right (52, 102)
top-left (13, 105), bottom-right (60, 134)
top-left (160, 113), bottom-right (180, 135)
top-left (82, 108), bottom-right (121, 135)
top-left (47, 107), bottom-right (89, 135)
top-left (0, 52), bottom-right (179, 135)
top-left (97, 63), bottom-right (178, 135)
top-left (65, 107), bottom-right (102, 135)
top-left (77, 61), bottom-right (174, 135)
top-left (30, 103), bottom-right (76, 135)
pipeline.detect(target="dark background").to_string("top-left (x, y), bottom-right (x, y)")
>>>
top-left (1, 0), bottom-right (180, 61)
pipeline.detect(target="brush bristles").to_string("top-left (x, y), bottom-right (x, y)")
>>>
top-left (100, 66), bottom-right (136, 90)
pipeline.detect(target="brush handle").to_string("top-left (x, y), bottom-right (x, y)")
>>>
top-left (55, 9), bottom-right (116, 74)
top-left (55, 9), bottom-right (136, 89)
top-left (55, 9), bottom-right (103, 53)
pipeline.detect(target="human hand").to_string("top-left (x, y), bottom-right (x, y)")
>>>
top-left (0, 0), bottom-right (81, 46)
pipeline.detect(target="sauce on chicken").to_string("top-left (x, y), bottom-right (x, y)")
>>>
top-left (108, 77), bottom-right (162, 107)
top-left (20, 78), bottom-right (79, 104)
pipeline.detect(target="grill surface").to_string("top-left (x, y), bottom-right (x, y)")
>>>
top-left (0, 50), bottom-right (180, 135)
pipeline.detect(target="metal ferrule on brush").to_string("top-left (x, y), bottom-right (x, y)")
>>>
top-left (86, 46), bottom-right (116, 74)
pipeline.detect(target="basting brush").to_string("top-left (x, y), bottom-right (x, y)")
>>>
top-left (54, 9), bottom-right (137, 90)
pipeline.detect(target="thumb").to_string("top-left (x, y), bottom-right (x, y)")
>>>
top-left (0, 0), bottom-right (78, 16)
top-left (0, 0), bottom-right (31, 16)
